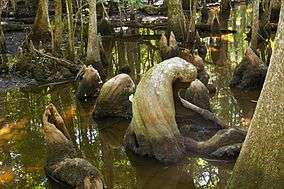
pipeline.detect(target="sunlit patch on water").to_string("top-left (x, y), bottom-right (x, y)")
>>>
top-left (0, 168), bottom-right (15, 186)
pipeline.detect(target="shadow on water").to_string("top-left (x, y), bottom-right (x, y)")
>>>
top-left (0, 4), bottom-right (260, 189)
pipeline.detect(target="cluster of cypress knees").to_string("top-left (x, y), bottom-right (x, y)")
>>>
top-left (42, 32), bottom-right (263, 188)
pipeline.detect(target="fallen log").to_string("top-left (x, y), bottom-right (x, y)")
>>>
top-left (108, 20), bottom-right (237, 34)
top-left (30, 42), bottom-right (81, 73)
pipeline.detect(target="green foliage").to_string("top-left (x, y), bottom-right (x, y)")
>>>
top-left (97, 0), bottom-right (144, 9)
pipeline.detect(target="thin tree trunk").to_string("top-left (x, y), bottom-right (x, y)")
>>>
top-left (87, 0), bottom-right (101, 64)
top-left (251, 0), bottom-right (260, 51)
top-left (220, 0), bottom-right (231, 17)
top-left (52, 0), bottom-right (63, 53)
top-left (66, 0), bottom-right (75, 59)
top-left (229, 3), bottom-right (284, 188)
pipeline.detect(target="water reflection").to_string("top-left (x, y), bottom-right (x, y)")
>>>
top-left (0, 4), bottom-right (261, 188)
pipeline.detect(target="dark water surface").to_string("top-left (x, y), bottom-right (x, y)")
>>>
top-left (0, 4), bottom-right (260, 189)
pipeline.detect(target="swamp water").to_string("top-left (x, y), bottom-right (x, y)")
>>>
top-left (0, 4), bottom-right (260, 189)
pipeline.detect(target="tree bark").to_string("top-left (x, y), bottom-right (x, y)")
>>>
top-left (52, 0), bottom-right (63, 53)
top-left (66, 0), bottom-right (75, 59)
top-left (251, 0), bottom-right (260, 51)
top-left (165, 0), bottom-right (186, 39)
top-left (124, 57), bottom-right (198, 163)
top-left (229, 3), bottom-right (284, 188)
top-left (32, 0), bottom-right (51, 43)
top-left (93, 74), bottom-right (135, 119)
top-left (87, 0), bottom-right (101, 64)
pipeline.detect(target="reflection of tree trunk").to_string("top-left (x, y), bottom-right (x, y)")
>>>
top-left (128, 154), bottom-right (183, 189)
top-left (0, 9), bottom-right (7, 71)
top-left (100, 137), bottom-right (114, 189)
top-left (230, 6), bottom-right (284, 188)
top-left (98, 121), bottom-right (129, 188)
top-left (117, 41), bottom-right (128, 71)
top-left (211, 38), bottom-right (228, 65)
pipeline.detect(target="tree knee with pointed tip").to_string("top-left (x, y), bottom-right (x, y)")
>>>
top-left (124, 57), bottom-right (198, 163)
top-left (124, 57), bottom-right (246, 163)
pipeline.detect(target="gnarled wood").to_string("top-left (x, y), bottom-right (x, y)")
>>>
top-left (124, 57), bottom-right (246, 163)
top-left (42, 104), bottom-right (103, 189)
top-left (124, 57), bottom-right (198, 163)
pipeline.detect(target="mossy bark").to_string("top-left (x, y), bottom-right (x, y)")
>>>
top-left (164, 0), bottom-right (186, 39)
top-left (229, 4), bottom-right (284, 188)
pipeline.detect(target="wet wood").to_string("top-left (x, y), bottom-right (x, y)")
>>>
top-left (178, 91), bottom-right (228, 129)
top-left (42, 104), bottom-right (104, 189)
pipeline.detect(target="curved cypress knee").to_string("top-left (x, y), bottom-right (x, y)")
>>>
top-left (42, 104), bottom-right (104, 189)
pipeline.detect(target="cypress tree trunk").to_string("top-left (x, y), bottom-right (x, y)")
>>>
top-left (251, 0), bottom-right (260, 51)
top-left (229, 3), bottom-right (284, 188)
top-left (52, 0), bottom-right (63, 53)
top-left (87, 0), bottom-right (101, 64)
top-left (32, 0), bottom-right (51, 43)
top-left (66, 0), bottom-right (75, 59)
top-left (165, 0), bottom-right (186, 39)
